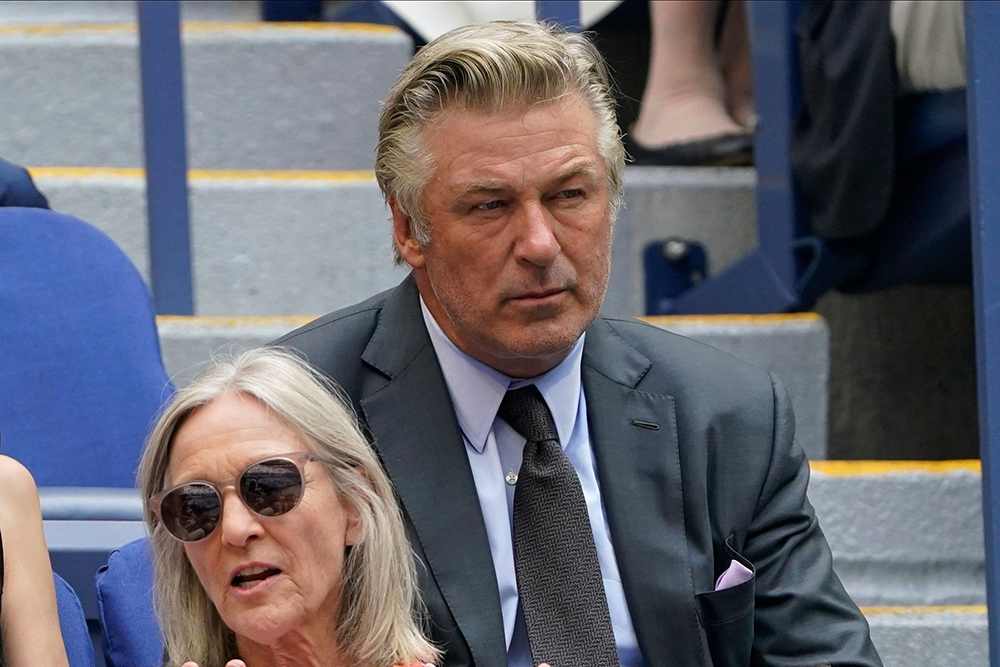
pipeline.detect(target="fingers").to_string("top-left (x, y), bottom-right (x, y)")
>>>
top-left (226, 661), bottom-right (247, 667)
top-left (181, 663), bottom-right (199, 667)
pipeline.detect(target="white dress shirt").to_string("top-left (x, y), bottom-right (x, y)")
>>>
top-left (420, 298), bottom-right (643, 667)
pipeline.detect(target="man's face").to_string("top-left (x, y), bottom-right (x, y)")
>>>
top-left (393, 93), bottom-right (613, 378)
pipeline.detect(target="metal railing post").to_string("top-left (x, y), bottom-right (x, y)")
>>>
top-left (966, 2), bottom-right (1000, 665)
top-left (137, 0), bottom-right (194, 315)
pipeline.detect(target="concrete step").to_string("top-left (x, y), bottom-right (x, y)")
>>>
top-left (865, 606), bottom-right (987, 667)
top-left (0, 1), bottom-right (259, 24)
top-left (810, 461), bottom-right (985, 608)
top-left (1, 22), bottom-right (411, 170)
top-left (34, 168), bottom-right (410, 315)
top-left (32, 165), bottom-right (756, 318)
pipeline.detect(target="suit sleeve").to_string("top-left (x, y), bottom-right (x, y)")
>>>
top-left (744, 375), bottom-right (883, 667)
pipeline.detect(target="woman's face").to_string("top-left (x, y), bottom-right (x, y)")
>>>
top-left (166, 391), bottom-right (360, 644)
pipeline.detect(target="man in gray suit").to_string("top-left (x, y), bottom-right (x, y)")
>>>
top-left (278, 21), bottom-right (881, 667)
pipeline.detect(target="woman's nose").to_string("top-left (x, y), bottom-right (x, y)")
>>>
top-left (218, 488), bottom-right (263, 547)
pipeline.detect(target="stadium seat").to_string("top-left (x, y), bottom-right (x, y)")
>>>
top-left (0, 207), bottom-right (173, 487)
top-left (55, 572), bottom-right (96, 667)
top-left (95, 538), bottom-right (163, 667)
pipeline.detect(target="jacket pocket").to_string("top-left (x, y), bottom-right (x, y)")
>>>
top-left (695, 536), bottom-right (755, 667)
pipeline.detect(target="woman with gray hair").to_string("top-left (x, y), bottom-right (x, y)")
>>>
top-left (138, 348), bottom-right (439, 667)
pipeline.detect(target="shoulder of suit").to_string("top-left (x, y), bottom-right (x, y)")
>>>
top-left (274, 288), bottom-right (391, 347)
top-left (597, 316), bottom-right (773, 390)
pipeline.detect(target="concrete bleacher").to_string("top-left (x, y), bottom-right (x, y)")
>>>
top-left (0, 2), bottom-right (988, 665)
top-left (0, 21), bottom-right (409, 170)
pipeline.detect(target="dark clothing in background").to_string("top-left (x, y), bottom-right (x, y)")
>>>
top-left (791, 0), bottom-right (897, 241)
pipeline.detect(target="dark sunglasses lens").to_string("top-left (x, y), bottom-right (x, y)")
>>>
top-left (160, 483), bottom-right (221, 542)
top-left (240, 458), bottom-right (304, 517)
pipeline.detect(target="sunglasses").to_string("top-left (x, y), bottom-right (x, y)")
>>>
top-left (149, 452), bottom-right (320, 543)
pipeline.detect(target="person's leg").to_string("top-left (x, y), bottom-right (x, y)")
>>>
top-left (718, 0), bottom-right (754, 128)
top-left (631, 0), bottom-right (743, 147)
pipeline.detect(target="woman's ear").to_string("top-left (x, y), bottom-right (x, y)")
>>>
top-left (344, 500), bottom-right (361, 548)
top-left (343, 467), bottom-right (368, 547)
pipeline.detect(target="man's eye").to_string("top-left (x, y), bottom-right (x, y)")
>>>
top-left (557, 189), bottom-right (584, 199)
top-left (475, 200), bottom-right (504, 211)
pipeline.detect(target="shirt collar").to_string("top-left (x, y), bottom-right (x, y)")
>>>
top-left (419, 296), bottom-right (585, 454)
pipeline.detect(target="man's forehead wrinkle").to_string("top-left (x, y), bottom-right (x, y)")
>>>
top-left (446, 146), bottom-right (598, 194)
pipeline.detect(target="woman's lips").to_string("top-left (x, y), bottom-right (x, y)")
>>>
top-left (229, 563), bottom-right (282, 595)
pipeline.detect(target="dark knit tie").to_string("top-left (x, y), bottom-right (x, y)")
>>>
top-left (497, 385), bottom-right (621, 667)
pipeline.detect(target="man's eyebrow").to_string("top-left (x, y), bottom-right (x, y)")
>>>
top-left (454, 183), bottom-right (509, 199)
top-left (453, 163), bottom-right (601, 199)
top-left (548, 163), bottom-right (600, 187)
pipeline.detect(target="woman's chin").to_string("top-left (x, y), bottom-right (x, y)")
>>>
top-left (224, 604), bottom-right (303, 645)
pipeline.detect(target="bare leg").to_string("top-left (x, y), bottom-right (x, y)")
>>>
top-left (719, 0), bottom-right (755, 128)
top-left (631, 0), bottom-right (743, 147)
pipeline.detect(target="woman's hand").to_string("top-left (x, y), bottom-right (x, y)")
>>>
top-left (181, 661), bottom-right (246, 667)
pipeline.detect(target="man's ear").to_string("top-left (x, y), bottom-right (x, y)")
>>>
top-left (389, 197), bottom-right (426, 269)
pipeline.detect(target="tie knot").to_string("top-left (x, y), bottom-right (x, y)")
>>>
top-left (497, 385), bottom-right (559, 444)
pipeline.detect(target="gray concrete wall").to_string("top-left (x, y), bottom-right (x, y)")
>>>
top-left (0, 23), bottom-right (411, 170)
top-left (815, 286), bottom-right (978, 460)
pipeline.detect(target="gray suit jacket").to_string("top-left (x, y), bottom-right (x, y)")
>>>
top-left (276, 275), bottom-right (882, 667)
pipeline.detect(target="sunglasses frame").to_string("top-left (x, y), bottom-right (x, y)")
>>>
top-left (148, 451), bottom-right (320, 543)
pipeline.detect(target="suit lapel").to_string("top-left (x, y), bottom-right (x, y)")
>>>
top-left (583, 319), bottom-right (707, 667)
top-left (359, 277), bottom-right (507, 667)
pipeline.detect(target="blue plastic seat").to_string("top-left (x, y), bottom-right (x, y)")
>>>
top-left (55, 572), bottom-right (97, 667)
top-left (95, 538), bottom-right (163, 667)
top-left (0, 207), bottom-right (173, 487)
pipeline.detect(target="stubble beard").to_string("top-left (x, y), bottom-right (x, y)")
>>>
top-left (428, 258), bottom-right (610, 370)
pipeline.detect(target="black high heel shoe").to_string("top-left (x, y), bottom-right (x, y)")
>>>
top-left (623, 132), bottom-right (754, 167)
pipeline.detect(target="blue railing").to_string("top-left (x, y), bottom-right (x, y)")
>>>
top-left (137, 0), bottom-right (194, 315)
top-left (966, 3), bottom-right (1000, 665)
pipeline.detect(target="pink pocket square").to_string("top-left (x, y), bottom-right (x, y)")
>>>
top-left (715, 559), bottom-right (754, 591)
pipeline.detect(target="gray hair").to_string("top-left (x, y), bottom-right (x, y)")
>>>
top-left (376, 20), bottom-right (626, 264)
top-left (138, 348), bottom-right (439, 667)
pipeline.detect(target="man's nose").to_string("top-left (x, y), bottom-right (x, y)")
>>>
top-left (218, 488), bottom-right (263, 547)
top-left (515, 200), bottom-right (560, 266)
